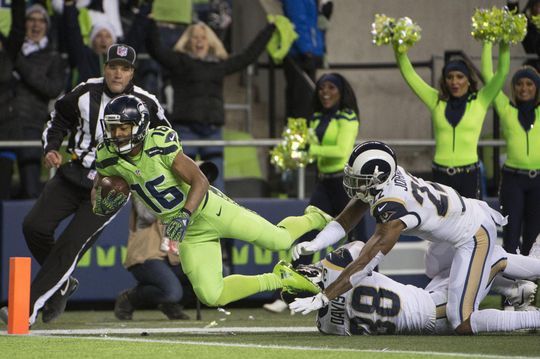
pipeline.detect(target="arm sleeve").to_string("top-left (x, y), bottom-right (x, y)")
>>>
top-left (394, 49), bottom-right (439, 111)
top-left (282, 0), bottom-right (311, 54)
top-left (478, 42), bottom-right (510, 107)
top-left (43, 91), bottom-right (80, 153)
top-left (221, 24), bottom-right (275, 75)
top-left (309, 115), bottom-right (359, 158)
top-left (62, 4), bottom-right (86, 69)
top-left (5, 0), bottom-right (25, 61)
top-left (145, 20), bottom-right (183, 70)
top-left (372, 199), bottom-right (419, 228)
top-left (480, 41), bottom-right (509, 113)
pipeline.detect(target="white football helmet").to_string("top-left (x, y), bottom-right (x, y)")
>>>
top-left (343, 141), bottom-right (397, 203)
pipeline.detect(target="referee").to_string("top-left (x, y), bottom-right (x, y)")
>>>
top-left (0, 44), bottom-right (170, 326)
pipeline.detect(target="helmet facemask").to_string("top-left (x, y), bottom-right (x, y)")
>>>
top-left (100, 95), bottom-right (150, 154)
top-left (343, 164), bottom-right (387, 202)
top-left (342, 142), bottom-right (397, 203)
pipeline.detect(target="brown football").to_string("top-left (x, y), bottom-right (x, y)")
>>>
top-left (100, 176), bottom-right (130, 196)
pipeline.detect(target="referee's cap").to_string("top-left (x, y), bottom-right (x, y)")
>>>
top-left (105, 44), bottom-right (136, 68)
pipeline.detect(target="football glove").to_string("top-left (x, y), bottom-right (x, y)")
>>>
top-left (165, 209), bottom-right (191, 242)
top-left (291, 241), bottom-right (319, 261)
top-left (93, 187), bottom-right (128, 216)
top-left (289, 292), bottom-right (329, 315)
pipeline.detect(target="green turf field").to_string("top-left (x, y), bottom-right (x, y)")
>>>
top-left (1, 301), bottom-right (540, 359)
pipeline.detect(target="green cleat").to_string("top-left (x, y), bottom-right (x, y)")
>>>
top-left (273, 260), bottom-right (321, 295)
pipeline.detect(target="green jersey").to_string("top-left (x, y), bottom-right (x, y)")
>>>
top-left (309, 109), bottom-right (359, 173)
top-left (96, 126), bottom-right (194, 223)
top-left (481, 42), bottom-right (540, 170)
top-left (395, 42), bottom-right (509, 167)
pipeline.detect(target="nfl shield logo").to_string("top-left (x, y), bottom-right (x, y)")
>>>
top-left (117, 46), bottom-right (128, 57)
top-left (135, 169), bottom-right (141, 176)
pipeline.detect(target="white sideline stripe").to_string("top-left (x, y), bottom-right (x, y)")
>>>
top-left (23, 326), bottom-right (317, 335)
top-left (32, 335), bottom-right (538, 359)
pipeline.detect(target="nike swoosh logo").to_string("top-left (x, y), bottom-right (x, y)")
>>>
top-left (59, 280), bottom-right (70, 296)
top-left (378, 203), bottom-right (388, 212)
top-left (216, 206), bottom-right (222, 216)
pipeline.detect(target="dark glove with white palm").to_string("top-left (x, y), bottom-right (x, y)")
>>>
top-left (165, 208), bottom-right (191, 242)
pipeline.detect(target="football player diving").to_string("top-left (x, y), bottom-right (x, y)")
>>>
top-left (91, 94), bottom-right (333, 308)
top-left (289, 141), bottom-right (540, 334)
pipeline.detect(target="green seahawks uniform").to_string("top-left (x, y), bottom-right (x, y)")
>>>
top-left (395, 43), bottom-right (509, 167)
top-left (96, 126), bottom-right (329, 306)
top-left (481, 42), bottom-right (540, 170)
top-left (309, 109), bottom-right (359, 173)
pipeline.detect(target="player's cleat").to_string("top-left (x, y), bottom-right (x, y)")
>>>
top-left (263, 299), bottom-right (289, 313)
top-left (273, 260), bottom-right (321, 295)
top-left (42, 276), bottom-right (79, 323)
top-left (528, 234), bottom-right (540, 259)
top-left (158, 303), bottom-right (190, 320)
top-left (304, 205), bottom-right (333, 226)
top-left (507, 280), bottom-right (537, 311)
top-left (114, 290), bottom-right (135, 320)
top-left (0, 306), bottom-right (7, 324)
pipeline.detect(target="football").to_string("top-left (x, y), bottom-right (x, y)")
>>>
top-left (99, 176), bottom-right (130, 196)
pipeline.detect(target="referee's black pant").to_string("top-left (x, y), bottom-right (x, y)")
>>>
top-left (22, 173), bottom-right (118, 324)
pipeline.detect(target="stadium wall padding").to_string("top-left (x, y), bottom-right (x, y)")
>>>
top-left (2, 198), bottom-right (499, 302)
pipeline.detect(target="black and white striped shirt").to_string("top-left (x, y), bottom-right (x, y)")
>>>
top-left (42, 77), bottom-right (170, 169)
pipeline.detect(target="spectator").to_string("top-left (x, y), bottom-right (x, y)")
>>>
top-left (146, 19), bottom-right (277, 191)
top-left (392, 41), bottom-right (510, 198)
top-left (62, 0), bottom-right (116, 88)
top-left (508, 0), bottom-right (540, 71)
top-left (282, 0), bottom-right (325, 120)
top-left (53, 0), bottom-right (124, 42)
top-left (481, 42), bottom-right (540, 255)
top-left (0, 3), bottom-right (65, 199)
top-left (0, 44), bottom-right (170, 327)
top-left (114, 198), bottom-right (190, 321)
top-left (0, 0), bottom-right (25, 199)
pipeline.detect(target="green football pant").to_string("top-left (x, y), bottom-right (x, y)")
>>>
top-left (178, 189), bottom-right (327, 306)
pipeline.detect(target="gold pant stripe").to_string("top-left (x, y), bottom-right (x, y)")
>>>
top-left (459, 226), bottom-right (490, 322)
top-left (487, 258), bottom-right (508, 287)
top-left (436, 304), bottom-right (447, 319)
top-left (321, 259), bottom-right (344, 271)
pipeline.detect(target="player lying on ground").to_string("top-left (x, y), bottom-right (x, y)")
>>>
top-left (290, 141), bottom-right (540, 334)
top-left (91, 94), bottom-right (330, 307)
top-left (285, 241), bottom-right (540, 335)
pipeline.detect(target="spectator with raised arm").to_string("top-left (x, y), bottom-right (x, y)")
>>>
top-left (145, 17), bottom-right (278, 190)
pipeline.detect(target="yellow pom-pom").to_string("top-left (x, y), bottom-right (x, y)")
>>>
top-left (471, 6), bottom-right (527, 43)
top-left (269, 118), bottom-right (317, 171)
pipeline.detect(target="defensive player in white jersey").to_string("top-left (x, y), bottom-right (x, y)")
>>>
top-left (290, 141), bottom-right (540, 334)
top-left (289, 241), bottom-right (540, 335)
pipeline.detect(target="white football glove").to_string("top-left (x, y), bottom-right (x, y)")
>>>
top-left (291, 241), bottom-right (319, 261)
top-left (289, 292), bottom-right (329, 315)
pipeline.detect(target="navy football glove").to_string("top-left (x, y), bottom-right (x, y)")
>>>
top-left (165, 208), bottom-right (191, 242)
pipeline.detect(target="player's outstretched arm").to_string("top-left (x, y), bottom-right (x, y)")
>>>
top-left (292, 199), bottom-right (369, 260)
top-left (171, 152), bottom-right (209, 215)
top-left (290, 219), bottom-right (404, 314)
